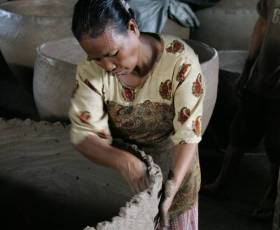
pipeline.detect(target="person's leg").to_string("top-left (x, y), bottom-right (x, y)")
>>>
top-left (253, 99), bottom-right (280, 219)
top-left (202, 92), bottom-right (265, 194)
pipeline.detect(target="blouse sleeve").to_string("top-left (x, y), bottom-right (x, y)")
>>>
top-left (170, 50), bottom-right (205, 145)
top-left (69, 62), bottom-right (112, 145)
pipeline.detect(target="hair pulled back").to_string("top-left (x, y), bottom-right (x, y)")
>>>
top-left (72, 0), bottom-right (135, 41)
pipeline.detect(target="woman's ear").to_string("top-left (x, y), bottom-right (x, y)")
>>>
top-left (128, 19), bottom-right (140, 37)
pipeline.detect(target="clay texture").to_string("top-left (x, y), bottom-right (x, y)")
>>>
top-left (0, 118), bottom-right (162, 230)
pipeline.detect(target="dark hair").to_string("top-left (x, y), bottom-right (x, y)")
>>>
top-left (72, 0), bottom-right (135, 41)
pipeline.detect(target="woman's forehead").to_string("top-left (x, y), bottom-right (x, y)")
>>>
top-left (81, 28), bottom-right (123, 55)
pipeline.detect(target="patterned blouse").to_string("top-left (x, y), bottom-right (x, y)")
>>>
top-left (69, 35), bottom-right (205, 217)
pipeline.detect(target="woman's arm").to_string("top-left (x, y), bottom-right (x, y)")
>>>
top-left (160, 143), bottom-right (197, 227)
top-left (170, 143), bottom-right (198, 190)
top-left (75, 134), bottom-right (149, 193)
top-left (160, 42), bottom-right (204, 227)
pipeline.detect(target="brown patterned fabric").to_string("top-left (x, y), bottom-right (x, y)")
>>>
top-left (166, 40), bottom-right (185, 54)
top-left (192, 74), bottom-right (204, 97)
top-left (107, 100), bottom-right (174, 145)
top-left (178, 107), bottom-right (191, 124)
top-left (79, 111), bottom-right (91, 124)
top-left (122, 86), bottom-right (135, 102)
top-left (177, 64), bottom-right (191, 83)
top-left (159, 80), bottom-right (173, 100)
top-left (192, 116), bottom-right (202, 136)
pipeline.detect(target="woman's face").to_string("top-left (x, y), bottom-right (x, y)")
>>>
top-left (79, 20), bottom-right (140, 77)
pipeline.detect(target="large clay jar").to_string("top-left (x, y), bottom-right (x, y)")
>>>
top-left (191, 0), bottom-right (259, 50)
top-left (33, 37), bottom-right (85, 120)
top-left (0, 0), bottom-right (76, 82)
top-left (33, 38), bottom-right (219, 134)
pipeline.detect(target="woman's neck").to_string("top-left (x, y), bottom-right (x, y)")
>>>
top-left (117, 33), bottom-right (163, 89)
top-left (133, 33), bottom-right (163, 77)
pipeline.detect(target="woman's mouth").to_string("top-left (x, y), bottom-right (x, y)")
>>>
top-left (113, 69), bottom-right (129, 76)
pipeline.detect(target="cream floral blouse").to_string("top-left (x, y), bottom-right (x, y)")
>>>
top-left (69, 35), bottom-right (205, 216)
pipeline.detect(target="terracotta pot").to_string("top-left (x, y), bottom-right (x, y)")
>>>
top-left (191, 0), bottom-right (258, 50)
top-left (0, 0), bottom-right (76, 82)
top-left (34, 38), bottom-right (219, 135)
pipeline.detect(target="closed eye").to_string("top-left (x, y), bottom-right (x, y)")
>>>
top-left (87, 56), bottom-right (101, 62)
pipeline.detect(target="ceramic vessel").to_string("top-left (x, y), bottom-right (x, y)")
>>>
top-left (34, 38), bottom-right (219, 135)
top-left (0, 0), bottom-right (76, 81)
top-left (191, 0), bottom-right (258, 50)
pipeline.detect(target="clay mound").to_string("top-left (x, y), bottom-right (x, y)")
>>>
top-left (0, 118), bottom-right (162, 230)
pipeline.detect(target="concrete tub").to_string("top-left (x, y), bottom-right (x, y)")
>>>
top-left (0, 0), bottom-right (76, 83)
top-left (191, 0), bottom-right (258, 50)
top-left (0, 119), bottom-right (162, 230)
top-left (33, 38), bottom-right (219, 134)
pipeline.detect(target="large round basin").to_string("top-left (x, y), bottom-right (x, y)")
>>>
top-left (191, 0), bottom-right (258, 50)
top-left (33, 37), bottom-right (219, 134)
top-left (0, 0), bottom-right (76, 82)
top-left (0, 119), bottom-right (162, 230)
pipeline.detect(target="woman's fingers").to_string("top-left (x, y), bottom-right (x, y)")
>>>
top-left (120, 154), bottom-right (150, 193)
top-left (132, 172), bottom-right (150, 193)
top-left (127, 161), bottom-right (150, 193)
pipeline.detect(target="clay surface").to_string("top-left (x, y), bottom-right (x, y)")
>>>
top-left (0, 118), bottom-right (162, 229)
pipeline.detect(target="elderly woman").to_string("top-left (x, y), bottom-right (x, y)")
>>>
top-left (69, 0), bottom-right (204, 229)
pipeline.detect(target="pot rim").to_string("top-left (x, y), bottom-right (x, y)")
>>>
top-left (36, 37), bottom-right (85, 67)
top-left (0, 0), bottom-right (74, 19)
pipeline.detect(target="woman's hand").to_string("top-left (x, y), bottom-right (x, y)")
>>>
top-left (118, 153), bottom-right (150, 193)
top-left (159, 143), bottom-right (197, 228)
top-left (159, 179), bottom-right (178, 229)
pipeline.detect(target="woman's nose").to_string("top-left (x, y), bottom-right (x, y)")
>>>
top-left (102, 59), bottom-right (117, 72)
